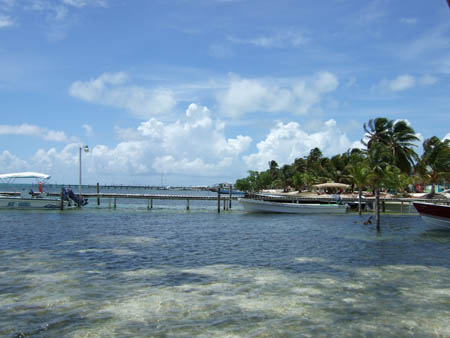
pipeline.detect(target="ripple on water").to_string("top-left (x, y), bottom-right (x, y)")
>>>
top-left (0, 210), bottom-right (449, 337)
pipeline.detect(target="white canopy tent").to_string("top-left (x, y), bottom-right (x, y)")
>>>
top-left (313, 182), bottom-right (350, 191)
top-left (0, 172), bottom-right (51, 184)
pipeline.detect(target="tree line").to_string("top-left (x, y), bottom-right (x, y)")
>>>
top-left (235, 117), bottom-right (450, 230)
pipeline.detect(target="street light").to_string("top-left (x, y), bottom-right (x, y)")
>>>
top-left (79, 145), bottom-right (89, 198)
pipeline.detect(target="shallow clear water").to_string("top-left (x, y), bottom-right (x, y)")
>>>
top-left (0, 191), bottom-right (449, 337)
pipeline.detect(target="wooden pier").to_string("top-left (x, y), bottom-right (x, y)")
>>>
top-left (2, 185), bottom-right (449, 213)
top-left (54, 191), bottom-right (449, 213)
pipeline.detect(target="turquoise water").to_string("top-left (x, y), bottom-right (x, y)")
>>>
top-left (0, 189), bottom-right (449, 337)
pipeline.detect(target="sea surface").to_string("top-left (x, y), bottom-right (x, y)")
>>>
top-left (0, 187), bottom-right (449, 337)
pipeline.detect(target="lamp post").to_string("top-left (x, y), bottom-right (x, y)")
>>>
top-left (79, 145), bottom-right (89, 199)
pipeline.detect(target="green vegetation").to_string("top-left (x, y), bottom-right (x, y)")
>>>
top-left (235, 117), bottom-right (450, 231)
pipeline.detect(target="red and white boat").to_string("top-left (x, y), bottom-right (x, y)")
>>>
top-left (413, 201), bottom-right (450, 228)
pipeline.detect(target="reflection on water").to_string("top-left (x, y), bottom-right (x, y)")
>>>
top-left (0, 206), bottom-right (449, 337)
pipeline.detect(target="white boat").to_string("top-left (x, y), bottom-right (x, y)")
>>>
top-left (239, 197), bottom-right (348, 214)
top-left (0, 172), bottom-right (69, 210)
top-left (413, 201), bottom-right (450, 228)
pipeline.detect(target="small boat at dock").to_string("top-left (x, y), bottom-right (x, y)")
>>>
top-left (413, 201), bottom-right (450, 228)
top-left (0, 172), bottom-right (70, 210)
top-left (239, 197), bottom-right (348, 214)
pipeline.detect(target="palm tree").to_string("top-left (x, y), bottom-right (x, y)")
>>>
top-left (363, 117), bottom-right (419, 231)
top-left (416, 137), bottom-right (450, 197)
top-left (385, 120), bottom-right (419, 173)
top-left (363, 118), bottom-right (392, 149)
top-left (346, 160), bottom-right (371, 215)
top-left (365, 142), bottom-right (391, 231)
top-left (363, 118), bottom-right (419, 173)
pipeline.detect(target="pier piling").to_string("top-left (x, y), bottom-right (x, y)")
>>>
top-left (97, 183), bottom-right (100, 206)
top-left (60, 188), bottom-right (64, 210)
top-left (217, 192), bottom-right (221, 213)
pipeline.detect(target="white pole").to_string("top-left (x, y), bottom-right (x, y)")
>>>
top-left (79, 146), bottom-right (82, 197)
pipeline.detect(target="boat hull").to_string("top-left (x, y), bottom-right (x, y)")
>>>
top-left (413, 202), bottom-right (450, 228)
top-left (239, 198), bottom-right (347, 214)
top-left (0, 196), bottom-right (68, 210)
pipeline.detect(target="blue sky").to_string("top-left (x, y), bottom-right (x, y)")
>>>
top-left (0, 0), bottom-right (449, 186)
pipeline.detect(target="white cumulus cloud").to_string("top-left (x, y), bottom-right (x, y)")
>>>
top-left (0, 123), bottom-right (69, 142)
top-left (0, 150), bottom-right (28, 172)
top-left (217, 72), bottom-right (339, 117)
top-left (243, 119), bottom-right (352, 171)
top-left (383, 74), bottom-right (416, 92)
top-left (17, 103), bottom-right (252, 183)
top-left (69, 72), bottom-right (177, 119)
top-left (380, 74), bottom-right (437, 92)
top-left (133, 103), bottom-right (252, 170)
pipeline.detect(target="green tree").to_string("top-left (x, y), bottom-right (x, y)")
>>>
top-left (363, 118), bottom-right (419, 173)
top-left (416, 136), bottom-right (450, 196)
top-left (383, 165), bottom-right (412, 196)
top-left (346, 160), bottom-right (371, 215)
top-left (363, 118), bottom-right (419, 231)
top-left (365, 142), bottom-right (391, 231)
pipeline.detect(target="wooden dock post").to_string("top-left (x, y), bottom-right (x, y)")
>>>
top-left (223, 198), bottom-right (226, 210)
top-left (108, 199), bottom-right (111, 209)
top-left (113, 198), bottom-right (117, 209)
top-left (97, 183), bottom-right (100, 206)
top-left (229, 184), bottom-right (232, 209)
top-left (186, 198), bottom-right (190, 211)
top-left (60, 188), bottom-right (64, 210)
top-left (382, 200), bottom-right (385, 212)
top-left (217, 192), bottom-right (221, 213)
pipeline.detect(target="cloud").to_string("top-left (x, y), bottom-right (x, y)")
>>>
top-left (379, 74), bottom-right (437, 92)
top-left (0, 150), bottom-right (28, 173)
top-left (21, 103), bottom-right (252, 182)
top-left (24, 0), bottom-right (95, 20)
top-left (2, 0), bottom-right (108, 39)
top-left (353, 1), bottom-right (386, 26)
top-left (0, 123), bottom-right (69, 142)
top-left (0, 106), bottom-right (364, 184)
top-left (69, 72), bottom-right (177, 119)
top-left (82, 124), bottom-right (93, 136)
top-left (400, 17), bottom-right (417, 25)
top-left (0, 14), bottom-right (13, 28)
top-left (227, 30), bottom-right (308, 48)
top-left (63, 0), bottom-right (107, 8)
top-left (209, 44), bottom-right (234, 58)
top-left (394, 23), bottom-right (450, 74)
top-left (382, 74), bottom-right (415, 92)
top-left (133, 103), bottom-right (252, 172)
top-left (444, 133), bottom-right (450, 141)
top-left (217, 72), bottom-right (339, 117)
top-left (418, 74), bottom-right (438, 86)
top-left (70, 70), bottom-right (339, 120)
top-left (243, 119), bottom-right (352, 171)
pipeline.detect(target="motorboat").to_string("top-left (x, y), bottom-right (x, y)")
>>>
top-left (413, 201), bottom-right (450, 228)
top-left (0, 172), bottom-right (70, 209)
top-left (239, 197), bottom-right (348, 214)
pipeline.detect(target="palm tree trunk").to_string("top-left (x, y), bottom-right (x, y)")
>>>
top-left (358, 188), bottom-right (362, 216)
top-left (375, 188), bottom-right (381, 231)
